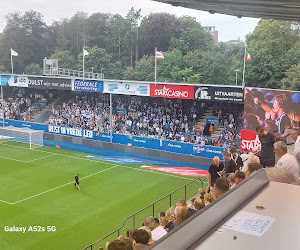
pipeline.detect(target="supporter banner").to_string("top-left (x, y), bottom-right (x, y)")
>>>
top-left (103, 81), bottom-right (149, 96)
top-left (72, 79), bottom-right (103, 92)
top-left (206, 117), bottom-right (219, 124)
top-left (240, 129), bottom-right (261, 154)
top-left (0, 75), bottom-right (29, 87)
top-left (28, 77), bottom-right (71, 90)
top-left (48, 125), bottom-right (94, 139)
top-left (244, 87), bottom-right (300, 135)
top-left (150, 84), bottom-right (194, 99)
top-left (194, 86), bottom-right (244, 103)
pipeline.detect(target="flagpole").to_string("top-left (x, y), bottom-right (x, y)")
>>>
top-left (83, 48), bottom-right (85, 82)
top-left (242, 43), bottom-right (247, 87)
top-left (11, 50), bottom-right (14, 75)
top-left (154, 47), bottom-right (157, 82)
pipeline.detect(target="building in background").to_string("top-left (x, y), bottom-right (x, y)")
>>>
top-left (203, 26), bottom-right (219, 43)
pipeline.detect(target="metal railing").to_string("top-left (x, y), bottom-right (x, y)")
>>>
top-left (82, 177), bottom-right (207, 250)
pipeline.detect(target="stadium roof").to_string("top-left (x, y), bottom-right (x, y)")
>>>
top-left (152, 0), bottom-right (300, 21)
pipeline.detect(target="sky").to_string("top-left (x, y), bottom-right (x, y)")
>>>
top-left (0, 0), bottom-right (260, 42)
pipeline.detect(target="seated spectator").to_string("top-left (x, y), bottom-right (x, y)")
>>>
top-left (207, 156), bottom-right (225, 191)
top-left (132, 229), bottom-right (149, 246)
top-left (158, 211), bottom-right (165, 218)
top-left (164, 208), bottom-right (175, 232)
top-left (204, 192), bottom-right (215, 205)
top-left (139, 226), bottom-right (155, 245)
top-left (189, 197), bottom-right (196, 209)
top-left (176, 199), bottom-right (196, 216)
top-left (159, 217), bottom-right (168, 228)
top-left (234, 171), bottom-right (245, 185)
top-left (174, 206), bottom-right (190, 228)
top-left (274, 141), bottom-right (299, 179)
top-left (242, 155), bottom-right (260, 173)
top-left (265, 168), bottom-right (297, 185)
top-left (107, 239), bottom-right (133, 250)
top-left (213, 177), bottom-right (230, 198)
top-left (227, 173), bottom-right (236, 188)
top-left (245, 163), bottom-right (263, 177)
top-left (133, 243), bottom-right (147, 250)
top-left (194, 199), bottom-right (205, 212)
top-left (143, 217), bottom-right (167, 241)
top-left (198, 188), bottom-right (206, 199)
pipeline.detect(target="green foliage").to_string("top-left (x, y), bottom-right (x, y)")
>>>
top-left (24, 63), bottom-right (42, 75)
top-left (282, 63), bottom-right (300, 91)
top-left (246, 19), bottom-right (300, 88)
top-left (1, 9), bottom-right (299, 90)
top-left (50, 50), bottom-right (77, 69)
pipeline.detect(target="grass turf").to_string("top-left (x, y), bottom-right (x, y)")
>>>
top-left (0, 141), bottom-right (204, 250)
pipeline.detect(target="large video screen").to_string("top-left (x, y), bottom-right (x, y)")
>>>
top-left (244, 87), bottom-right (300, 135)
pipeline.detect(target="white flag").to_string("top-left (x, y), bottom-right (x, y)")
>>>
top-left (11, 49), bottom-right (18, 56)
top-left (83, 49), bottom-right (89, 56)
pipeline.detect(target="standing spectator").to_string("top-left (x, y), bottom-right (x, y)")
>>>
top-left (240, 148), bottom-right (252, 169)
top-left (229, 146), bottom-right (243, 170)
top-left (256, 125), bottom-right (276, 167)
top-left (222, 151), bottom-right (237, 176)
top-left (274, 141), bottom-right (299, 179)
top-left (207, 156), bottom-right (225, 191)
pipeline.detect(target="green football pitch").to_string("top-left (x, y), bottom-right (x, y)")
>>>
top-left (0, 140), bottom-right (204, 250)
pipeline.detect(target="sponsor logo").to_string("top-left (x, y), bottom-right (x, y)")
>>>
top-left (195, 87), bottom-right (211, 100)
top-left (125, 84), bottom-right (130, 90)
top-left (240, 129), bottom-right (261, 154)
top-left (150, 84), bottom-right (194, 99)
top-left (73, 80), bottom-right (103, 92)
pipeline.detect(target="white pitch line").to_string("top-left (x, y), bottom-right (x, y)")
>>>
top-left (25, 154), bottom-right (55, 163)
top-left (0, 155), bottom-right (28, 163)
top-left (0, 199), bottom-right (13, 205)
top-left (11, 165), bottom-right (118, 205)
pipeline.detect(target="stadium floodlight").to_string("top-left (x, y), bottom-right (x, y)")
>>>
top-left (0, 126), bottom-right (43, 149)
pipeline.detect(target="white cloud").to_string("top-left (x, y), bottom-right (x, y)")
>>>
top-left (0, 0), bottom-right (259, 42)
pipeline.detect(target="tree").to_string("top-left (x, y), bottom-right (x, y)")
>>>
top-left (25, 63), bottom-right (42, 75)
top-left (78, 46), bottom-right (111, 76)
top-left (282, 63), bottom-right (300, 91)
top-left (139, 13), bottom-right (181, 56)
top-left (169, 16), bottom-right (214, 54)
top-left (245, 19), bottom-right (300, 89)
top-left (0, 10), bottom-right (48, 73)
top-left (50, 50), bottom-right (77, 69)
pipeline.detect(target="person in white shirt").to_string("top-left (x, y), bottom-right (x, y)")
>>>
top-left (274, 141), bottom-right (299, 179)
top-left (143, 217), bottom-right (167, 241)
top-left (290, 128), bottom-right (300, 167)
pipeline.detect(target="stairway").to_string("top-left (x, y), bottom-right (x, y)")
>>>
top-left (194, 107), bottom-right (213, 133)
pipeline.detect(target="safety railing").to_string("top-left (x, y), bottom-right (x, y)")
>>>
top-left (82, 177), bottom-right (207, 250)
